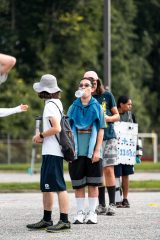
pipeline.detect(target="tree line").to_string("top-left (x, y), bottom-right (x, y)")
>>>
top-left (0, 0), bottom-right (159, 139)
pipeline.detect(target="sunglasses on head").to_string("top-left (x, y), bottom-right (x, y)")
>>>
top-left (79, 83), bottom-right (92, 88)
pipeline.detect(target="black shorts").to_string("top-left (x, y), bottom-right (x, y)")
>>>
top-left (40, 155), bottom-right (66, 192)
top-left (114, 164), bottom-right (134, 177)
top-left (69, 156), bottom-right (103, 189)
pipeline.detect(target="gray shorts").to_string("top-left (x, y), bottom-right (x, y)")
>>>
top-left (103, 139), bottom-right (117, 167)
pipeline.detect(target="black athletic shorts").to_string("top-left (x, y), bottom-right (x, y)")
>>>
top-left (69, 156), bottom-right (103, 189)
top-left (114, 164), bottom-right (134, 177)
top-left (40, 155), bottom-right (66, 192)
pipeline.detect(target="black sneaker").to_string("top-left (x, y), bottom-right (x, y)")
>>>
top-left (26, 219), bottom-right (53, 230)
top-left (122, 199), bottom-right (130, 208)
top-left (116, 202), bottom-right (123, 208)
top-left (46, 220), bottom-right (71, 233)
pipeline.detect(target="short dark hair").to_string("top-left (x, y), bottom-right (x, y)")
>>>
top-left (38, 91), bottom-right (61, 99)
top-left (117, 96), bottom-right (130, 108)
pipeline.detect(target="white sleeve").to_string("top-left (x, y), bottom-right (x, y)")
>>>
top-left (0, 106), bottom-right (22, 117)
top-left (44, 102), bottom-right (61, 121)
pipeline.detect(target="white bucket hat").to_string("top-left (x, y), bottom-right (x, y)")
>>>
top-left (33, 74), bottom-right (62, 93)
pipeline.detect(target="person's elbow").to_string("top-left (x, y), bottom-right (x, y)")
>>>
top-left (117, 113), bottom-right (120, 121)
top-left (9, 57), bottom-right (16, 68)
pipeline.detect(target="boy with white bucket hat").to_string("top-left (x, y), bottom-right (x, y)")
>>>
top-left (26, 74), bottom-right (70, 232)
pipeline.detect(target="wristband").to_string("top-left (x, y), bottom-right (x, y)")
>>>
top-left (39, 132), bottom-right (44, 138)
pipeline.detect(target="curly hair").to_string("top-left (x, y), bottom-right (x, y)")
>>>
top-left (38, 91), bottom-right (61, 99)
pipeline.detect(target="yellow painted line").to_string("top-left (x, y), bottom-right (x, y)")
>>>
top-left (148, 203), bottom-right (160, 207)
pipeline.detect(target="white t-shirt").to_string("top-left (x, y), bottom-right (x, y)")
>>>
top-left (42, 99), bottom-right (63, 157)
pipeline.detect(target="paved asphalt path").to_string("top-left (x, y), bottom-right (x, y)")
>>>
top-left (0, 192), bottom-right (160, 240)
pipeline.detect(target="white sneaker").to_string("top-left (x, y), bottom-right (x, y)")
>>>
top-left (106, 204), bottom-right (116, 216)
top-left (85, 211), bottom-right (97, 224)
top-left (73, 210), bottom-right (85, 224)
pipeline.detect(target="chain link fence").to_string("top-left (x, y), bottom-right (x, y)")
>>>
top-left (0, 138), bottom-right (41, 164)
top-left (0, 137), bottom-right (159, 164)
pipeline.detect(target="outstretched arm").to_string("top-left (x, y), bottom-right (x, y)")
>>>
top-left (0, 104), bottom-right (28, 117)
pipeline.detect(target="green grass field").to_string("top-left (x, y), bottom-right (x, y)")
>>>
top-left (0, 180), bottom-right (159, 192)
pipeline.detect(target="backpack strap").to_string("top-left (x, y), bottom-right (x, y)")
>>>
top-left (48, 101), bottom-right (63, 117)
top-left (47, 101), bottom-right (63, 144)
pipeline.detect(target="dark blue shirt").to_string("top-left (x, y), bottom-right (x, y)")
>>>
top-left (93, 91), bottom-right (117, 140)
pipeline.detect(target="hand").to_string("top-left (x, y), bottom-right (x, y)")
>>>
top-left (92, 149), bottom-right (100, 163)
top-left (20, 104), bottom-right (29, 112)
top-left (105, 114), bottom-right (109, 122)
top-left (32, 134), bottom-right (43, 144)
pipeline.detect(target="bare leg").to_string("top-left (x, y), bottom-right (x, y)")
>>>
top-left (104, 166), bottom-right (115, 186)
top-left (88, 186), bottom-right (98, 198)
top-left (43, 192), bottom-right (54, 211)
top-left (75, 188), bottom-right (85, 198)
top-left (57, 191), bottom-right (69, 213)
top-left (122, 175), bottom-right (129, 199)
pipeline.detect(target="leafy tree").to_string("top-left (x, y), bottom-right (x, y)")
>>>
top-left (0, 0), bottom-right (160, 138)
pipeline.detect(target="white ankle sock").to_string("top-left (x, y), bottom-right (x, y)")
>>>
top-left (88, 197), bottom-right (98, 212)
top-left (76, 198), bottom-right (85, 212)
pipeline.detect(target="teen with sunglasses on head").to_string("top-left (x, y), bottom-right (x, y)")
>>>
top-left (67, 77), bottom-right (106, 224)
top-left (83, 71), bottom-right (120, 216)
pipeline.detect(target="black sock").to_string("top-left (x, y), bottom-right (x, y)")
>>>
top-left (43, 210), bottom-right (52, 222)
top-left (98, 186), bottom-right (106, 207)
top-left (60, 213), bottom-right (68, 223)
top-left (107, 186), bottom-right (115, 204)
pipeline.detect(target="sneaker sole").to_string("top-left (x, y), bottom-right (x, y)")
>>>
top-left (85, 220), bottom-right (97, 224)
top-left (106, 212), bottom-right (115, 216)
top-left (27, 227), bottom-right (48, 231)
top-left (122, 205), bottom-right (130, 208)
top-left (73, 220), bottom-right (84, 224)
top-left (116, 205), bottom-right (123, 208)
top-left (96, 211), bottom-right (106, 215)
top-left (46, 228), bottom-right (71, 233)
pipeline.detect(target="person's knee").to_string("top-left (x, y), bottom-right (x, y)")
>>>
top-left (88, 186), bottom-right (98, 197)
top-left (75, 188), bottom-right (85, 197)
top-left (104, 166), bottom-right (114, 177)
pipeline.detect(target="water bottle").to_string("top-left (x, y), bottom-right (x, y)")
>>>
top-left (75, 89), bottom-right (85, 98)
top-left (35, 116), bottom-right (42, 134)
